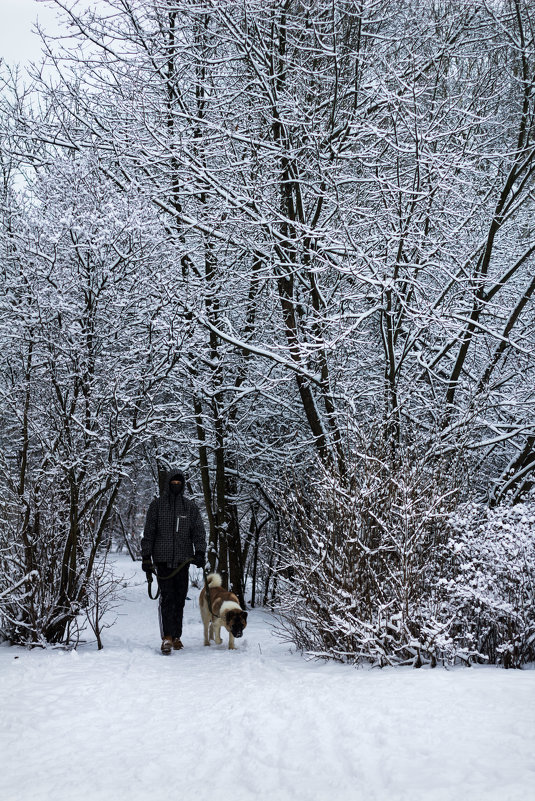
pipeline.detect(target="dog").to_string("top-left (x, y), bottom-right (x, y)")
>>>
top-left (199, 573), bottom-right (248, 650)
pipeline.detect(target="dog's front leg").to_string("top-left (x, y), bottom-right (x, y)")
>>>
top-left (228, 633), bottom-right (235, 650)
top-left (214, 621), bottom-right (223, 645)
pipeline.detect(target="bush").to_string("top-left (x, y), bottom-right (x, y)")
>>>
top-left (274, 458), bottom-right (535, 667)
top-left (443, 503), bottom-right (535, 667)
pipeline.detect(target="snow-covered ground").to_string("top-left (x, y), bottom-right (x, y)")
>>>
top-left (1, 555), bottom-right (534, 801)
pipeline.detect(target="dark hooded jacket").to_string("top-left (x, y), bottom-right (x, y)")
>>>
top-left (141, 470), bottom-right (206, 567)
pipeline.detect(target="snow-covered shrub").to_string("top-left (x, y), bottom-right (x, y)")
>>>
top-left (441, 503), bottom-right (535, 667)
top-left (0, 472), bottom-right (100, 647)
top-left (274, 460), bottom-right (535, 668)
top-left (84, 555), bottom-right (124, 650)
top-left (274, 454), bottom-right (459, 667)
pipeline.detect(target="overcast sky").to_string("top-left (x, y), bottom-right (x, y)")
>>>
top-left (0, 0), bottom-right (66, 66)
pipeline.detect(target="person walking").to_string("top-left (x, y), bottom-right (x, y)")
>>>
top-left (141, 469), bottom-right (207, 654)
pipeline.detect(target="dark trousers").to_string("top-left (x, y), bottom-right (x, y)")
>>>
top-left (156, 564), bottom-right (189, 639)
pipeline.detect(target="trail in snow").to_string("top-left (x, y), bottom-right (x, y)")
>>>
top-left (1, 554), bottom-right (534, 801)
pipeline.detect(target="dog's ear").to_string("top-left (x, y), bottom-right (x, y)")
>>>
top-left (242, 611), bottom-right (248, 621)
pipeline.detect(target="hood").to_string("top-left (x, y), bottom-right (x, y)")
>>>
top-left (167, 470), bottom-right (186, 492)
top-left (162, 469), bottom-right (185, 497)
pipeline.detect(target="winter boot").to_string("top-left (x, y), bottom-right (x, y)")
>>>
top-left (172, 638), bottom-right (184, 651)
top-left (161, 635), bottom-right (173, 655)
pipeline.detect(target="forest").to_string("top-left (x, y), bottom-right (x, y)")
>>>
top-left (0, 0), bottom-right (534, 667)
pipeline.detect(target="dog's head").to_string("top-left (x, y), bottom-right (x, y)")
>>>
top-left (224, 609), bottom-right (248, 638)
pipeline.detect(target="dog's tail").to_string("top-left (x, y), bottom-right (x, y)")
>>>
top-left (206, 572), bottom-right (222, 588)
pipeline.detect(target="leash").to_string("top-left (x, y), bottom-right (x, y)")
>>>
top-left (146, 559), bottom-right (213, 613)
top-left (146, 558), bottom-right (193, 600)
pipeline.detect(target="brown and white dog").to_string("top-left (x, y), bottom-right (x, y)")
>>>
top-left (199, 573), bottom-right (248, 650)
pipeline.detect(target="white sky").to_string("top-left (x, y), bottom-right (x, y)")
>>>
top-left (0, 0), bottom-right (67, 66)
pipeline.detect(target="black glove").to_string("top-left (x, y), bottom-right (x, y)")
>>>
top-left (192, 552), bottom-right (206, 569)
top-left (142, 558), bottom-right (155, 577)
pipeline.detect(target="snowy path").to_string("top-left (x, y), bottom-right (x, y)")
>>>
top-left (1, 555), bottom-right (534, 801)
